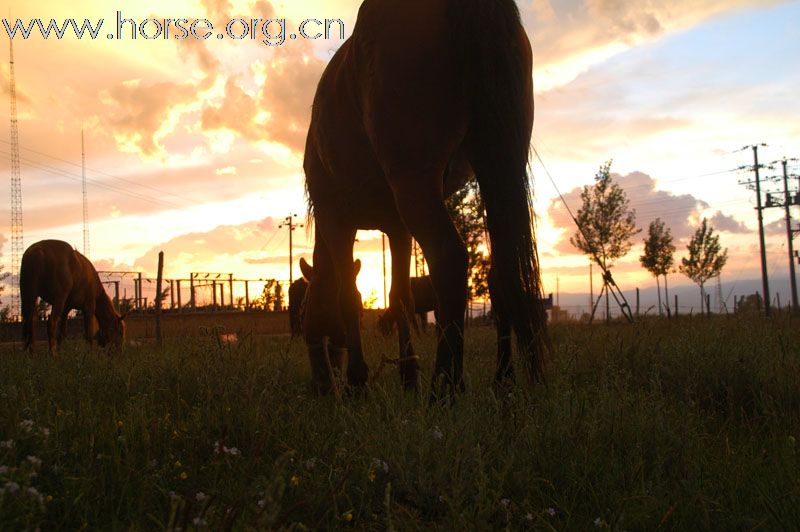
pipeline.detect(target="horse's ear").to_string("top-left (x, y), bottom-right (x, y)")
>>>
top-left (299, 257), bottom-right (314, 281)
top-left (352, 259), bottom-right (362, 277)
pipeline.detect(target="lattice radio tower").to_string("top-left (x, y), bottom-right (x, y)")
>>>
top-left (8, 39), bottom-right (23, 319)
top-left (82, 128), bottom-right (89, 257)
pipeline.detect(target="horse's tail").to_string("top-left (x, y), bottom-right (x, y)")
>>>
top-left (449, 0), bottom-right (549, 381)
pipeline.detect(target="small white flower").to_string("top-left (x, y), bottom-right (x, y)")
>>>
top-left (438, 495), bottom-right (445, 503)
top-left (223, 446), bottom-right (240, 457)
top-left (594, 517), bottom-right (604, 528)
top-left (0, 439), bottom-right (12, 449)
top-left (546, 507), bottom-right (556, 517)
top-left (27, 455), bottom-right (42, 468)
top-left (525, 512), bottom-right (535, 521)
top-left (0, 465), bottom-right (8, 474)
top-left (27, 487), bottom-right (40, 496)
top-left (371, 458), bottom-right (389, 473)
top-left (257, 498), bottom-right (267, 508)
top-left (5, 481), bottom-right (19, 493)
top-left (168, 490), bottom-right (179, 501)
top-left (192, 517), bottom-right (207, 527)
top-left (195, 492), bottom-right (208, 502)
top-left (304, 458), bottom-right (317, 470)
top-left (500, 498), bottom-right (510, 507)
top-left (431, 426), bottom-right (443, 441)
top-left (19, 419), bottom-right (34, 432)
top-left (40, 428), bottom-right (50, 438)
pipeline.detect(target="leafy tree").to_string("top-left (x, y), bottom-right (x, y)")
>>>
top-left (640, 218), bottom-right (676, 316)
top-left (445, 177), bottom-right (491, 301)
top-left (571, 161), bottom-right (640, 320)
top-left (0, 264), bottom-right (10, 322)
top-left (679, 219), bottom-right (728, 315)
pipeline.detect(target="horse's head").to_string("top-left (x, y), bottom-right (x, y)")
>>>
top-left (299, 257), bottom-right (363, 330)
top-left (97, 313), bottom-right (126, 348)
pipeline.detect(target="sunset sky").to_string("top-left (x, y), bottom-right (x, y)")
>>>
top-left (1, 0), bottom-right (799, 311)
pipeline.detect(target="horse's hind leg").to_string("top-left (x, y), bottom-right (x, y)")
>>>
top-left (490, 267), bottom-right (515, 385)
top-left (387, 229), bottom-right (419, 391)
top-left (392, 182), bottom-right (468, 400)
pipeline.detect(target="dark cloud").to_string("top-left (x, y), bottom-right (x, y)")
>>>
top-left (709, 212), bottom-right (749, 234)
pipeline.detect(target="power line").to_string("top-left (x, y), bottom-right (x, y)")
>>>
top-left (0, 138), bottom-right (199, 206)
top-left (0, 150), bottom-right (183, 209)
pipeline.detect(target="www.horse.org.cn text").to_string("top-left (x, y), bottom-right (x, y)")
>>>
top-left (2, 12), bottom-right (346, 46)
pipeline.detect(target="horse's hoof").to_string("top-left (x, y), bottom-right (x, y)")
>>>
top-left (347, 363), bottom-right (369, 388)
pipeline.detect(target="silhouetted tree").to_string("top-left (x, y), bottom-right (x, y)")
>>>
top-left (446, 177), bottom-right (490, 301)
top-left (571, 161), bottom-right (640, 321)
top-left (640, 218), bottom-right (675, 316)
top-left (679, 219), bottom-right (728, 315)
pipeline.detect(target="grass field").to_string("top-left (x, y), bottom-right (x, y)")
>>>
top-left (1, 316), bottom-right (798, 530)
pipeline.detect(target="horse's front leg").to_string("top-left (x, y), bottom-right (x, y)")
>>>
top-left (387, 229), bottom-right (419, 391)
top-left (47, 297), bottom-right (67, 356)
top-left (82, 302), bottom-right (96, 347)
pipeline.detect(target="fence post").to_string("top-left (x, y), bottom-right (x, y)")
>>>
top-left (229, 273), bottom-right (234, 309)
top-left (674, 295), bottom-right (679, 317)
top-left (156, 251), bottom-right (164, 347)
top-left (635, 287), bottom-right (640, 317)
top-left (176, 280), bottom-right (182, 311)
top-left (706, 293), bottom-right (711, 319)
top-left (245, 280), bottom-right (250, 309)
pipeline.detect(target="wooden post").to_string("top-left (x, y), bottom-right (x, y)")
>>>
top-left (706, 293), bottom-right (711, 319)
top-left (176, 280), bottom-right (182, 311)
top-left (212, 280), bottom-right (217, 307)
top-left (245, 280), bottom-right (250, 309)
top-left (113, 281), bottom-right (120, 311)
top-left (229, 273), bottom-right (234, 309)
top-left (674, 294), bottom-right (679, 317)
top-left (169, 279), bottom-right (175, 309)
top-left (635, 288), bottom-right (640, 317)
top-left (190, 274), bottom-right (196, 309)
top-left (138, 272), bottom-right (143, 310)
top-left (156, 251), bottom-right (164, 346)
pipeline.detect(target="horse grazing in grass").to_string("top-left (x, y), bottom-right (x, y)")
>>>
top-left (20, 240), bottom-right (126, 354)
top-left (377, 276), bottom-right (437, 335)
top-left (297, 257), bottom-right (362, 392)
top-left (302, 0), bottom-right (549, 397)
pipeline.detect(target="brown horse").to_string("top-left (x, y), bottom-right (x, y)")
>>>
top-left (20, 239), bottom-right (126, 354)
top-left (302, 0), bottom-right (548, 397)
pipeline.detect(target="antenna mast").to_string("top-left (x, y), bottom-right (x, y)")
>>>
top-left (82, 128), bottom-right (89, 257)
top-left (8, 39), bottom-right (23, 319)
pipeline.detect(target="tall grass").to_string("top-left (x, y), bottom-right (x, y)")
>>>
top-left (1, 315), bottom-right (798, 529)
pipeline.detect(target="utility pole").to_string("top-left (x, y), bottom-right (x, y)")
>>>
top-left (764, 158), bottom-right (799, 312)
top-left (738, 144), bottom-right (771, 317)
top-left (279, 214), bottom-right (303, 285)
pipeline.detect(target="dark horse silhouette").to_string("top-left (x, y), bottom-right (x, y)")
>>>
top-left (302, 0), bottom-right (548, 396)
top-left (377, 276), bottom-right (437, 335)
top-left (20, 239), bottom-right (126, 354)
top-left (291, 258), bottom-right (363, 339)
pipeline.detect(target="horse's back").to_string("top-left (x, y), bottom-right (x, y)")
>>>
top-left (20, 240), bottom-right (93, 306)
